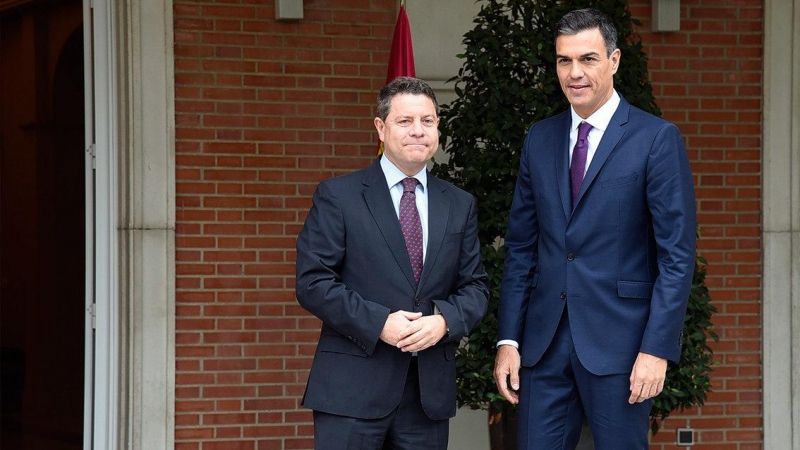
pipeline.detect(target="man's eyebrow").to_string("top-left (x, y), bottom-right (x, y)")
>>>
top-left (394, 114), bottom-right (436, 119)
top-left (556, 51), bottom-right (602, 59)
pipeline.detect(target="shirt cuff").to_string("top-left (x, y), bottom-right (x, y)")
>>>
top-left (497, 339), bottom-right (519, 349)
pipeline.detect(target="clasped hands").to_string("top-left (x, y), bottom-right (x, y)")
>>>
top-left (380, 310), bottom-right (448, 353)
top-left (494, 346), bottom-right (667, 405)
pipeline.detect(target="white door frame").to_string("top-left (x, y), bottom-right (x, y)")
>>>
top-left (763, 0), bottom-right (800, 448)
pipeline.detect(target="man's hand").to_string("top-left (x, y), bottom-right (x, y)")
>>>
top-left (380, 310), bottom-right (423, 346)
top-left (628, 352), bottom-right (667, 404)
top-left (494, 345), bottom-right (521, 404)
top-left (396, 314), bottom-right (448, 353)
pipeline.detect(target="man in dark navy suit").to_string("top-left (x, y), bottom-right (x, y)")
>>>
top-left (494, 9), bottom-right (697, 450)
top-left (296, 76), bottom-right (489, 450)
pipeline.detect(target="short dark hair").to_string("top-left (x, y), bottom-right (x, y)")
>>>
top-left (556, 8), bottom-right (618, 57)
top-left (376, 76), bottom-right (439, 121)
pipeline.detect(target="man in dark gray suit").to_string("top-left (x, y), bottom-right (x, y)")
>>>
top-left (296, 76), bottom-right (489, 450)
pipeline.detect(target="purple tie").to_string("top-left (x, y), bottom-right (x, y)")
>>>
top-left (570, 122), bottom-right (593, 207)
top-left (399, 177), bottom-right (424, 284)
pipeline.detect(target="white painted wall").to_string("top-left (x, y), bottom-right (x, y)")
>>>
top-left (405, 0), bottom-right (482, 104)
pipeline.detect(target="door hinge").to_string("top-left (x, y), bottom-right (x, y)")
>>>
top-left (88, 303), bottom-right (97, 329)
top-left (86, 143), bottom-right (96, 169)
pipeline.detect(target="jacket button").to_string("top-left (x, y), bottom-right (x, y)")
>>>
top-left (567, 253), bottom-right (575, 261)
top-left (560, 292), bottom-right (567, 300)
top-left (414, 298), bottom-right (421, 306)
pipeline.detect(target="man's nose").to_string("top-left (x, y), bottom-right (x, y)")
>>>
top-left (409, 119), bottom-right (424, 135)
top-left (570, 61), bottom-right (584, 78)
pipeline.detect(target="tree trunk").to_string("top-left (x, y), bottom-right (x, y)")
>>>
top-left (488, 401), bottom-right (518, 450)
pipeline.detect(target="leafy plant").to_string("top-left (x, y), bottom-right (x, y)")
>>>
top-left (432, 0), bottom-right (718, 434)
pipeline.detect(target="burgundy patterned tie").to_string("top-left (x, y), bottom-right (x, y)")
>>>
top-left (570, 121), bottom-right (593, 207)
top-left (399, 177), bottom-right (423, 284)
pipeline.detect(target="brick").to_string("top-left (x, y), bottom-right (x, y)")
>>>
top-left (203, 413), bottom-right (257, 425)
top-left (175, 428), bottom-right (214, 440)
top-left (201, 441), bottom-right (254, 450)
top-left (215, 427), bottom-right (242, 438)
top-left (203, 358), bottom-right (258, 372)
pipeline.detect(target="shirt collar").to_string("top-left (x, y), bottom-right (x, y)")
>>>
top-left (570, 90), bottom-right (620, 133)
top-left (380, 155), bottom-right (427, 191)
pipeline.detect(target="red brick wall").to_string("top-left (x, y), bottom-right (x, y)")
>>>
top-left (173, 1), bottom-right (764, 449)
top-left (173, 1), bottom-right (395, 448)
top-left (630, 1), bottom-right (763, 449)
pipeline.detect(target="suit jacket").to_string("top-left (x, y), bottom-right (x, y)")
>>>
top-left (498, 96), bottom-right (696, 375)
top-left (296, 159), bottom-right (489, 420)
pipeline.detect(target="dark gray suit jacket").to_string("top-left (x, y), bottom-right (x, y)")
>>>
top-left (296, 159), bottom-right (489, 420)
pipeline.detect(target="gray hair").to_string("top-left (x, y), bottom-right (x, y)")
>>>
top-left (556, 8), bottom-right (618, 57)
top-left (376, 76), bottom-right (439, 121)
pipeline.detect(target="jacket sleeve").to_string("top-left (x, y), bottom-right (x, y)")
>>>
top-left (497, 129), bottom-right (539, 343)
top-left (640, 123), bottom-right (697, 362)
top-left (295, 181), bottom-right (390, 355)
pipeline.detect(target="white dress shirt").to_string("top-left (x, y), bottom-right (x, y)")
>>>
top-left (568, 90), bottom-right (621, 175)
top-left (380, 155), bottom-right (429, 261)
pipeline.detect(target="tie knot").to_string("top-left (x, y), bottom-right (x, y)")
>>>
top-left (401, 177), bottom-right (419, 193)
top-left (577, 122), bottom-right (593, 140)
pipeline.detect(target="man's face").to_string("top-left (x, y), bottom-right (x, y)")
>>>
top-left (556, 27), bottom-right (620, 119)
top-left (374, 94), bottom-right (439, 176)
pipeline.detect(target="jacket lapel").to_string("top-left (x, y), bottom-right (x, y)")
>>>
top-left (361, 161), bottom-right (418, 290)
top-left (573, 99), bottom-right (630, 209)
top-left (416, 175), bottom-right (450, 293)
top-left (554, 113), bottom-right (574, 220)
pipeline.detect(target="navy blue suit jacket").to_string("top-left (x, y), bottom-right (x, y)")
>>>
top-left (296, 159), bottom-right (489, 420)
top-left (498, 96), bottom-right (696, 375)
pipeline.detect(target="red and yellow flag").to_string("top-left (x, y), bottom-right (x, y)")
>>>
top-left (379, 2), bottom-right (416, 155)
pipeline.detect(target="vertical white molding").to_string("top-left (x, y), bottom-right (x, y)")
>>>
top-left (120, 0), bottom-right (176, 449)
top-left (763, 0), bottom-right (799, 448)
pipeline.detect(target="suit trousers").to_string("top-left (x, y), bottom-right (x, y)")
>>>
top-left (517, 308), bottom-right (651, 450)
top-left (313, 358), bottom-right (449, 450)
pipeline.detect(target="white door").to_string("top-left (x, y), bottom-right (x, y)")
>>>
top-left (82, 1), bottom-right (96, 448)
top-left (83, 0), bottom-right (119, 448)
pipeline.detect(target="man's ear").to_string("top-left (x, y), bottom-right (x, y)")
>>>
top-left (374, 117), bottom-right (385, 140)
top-left (611, 48), bottom-right (621, 73)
